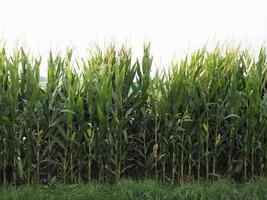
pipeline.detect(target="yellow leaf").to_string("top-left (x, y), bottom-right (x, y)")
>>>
top-left (216, 133), bottom-right (221, 145)
top-left (203, 123), bottom-right (209, 136)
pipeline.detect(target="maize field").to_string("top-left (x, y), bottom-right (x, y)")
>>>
top-left (0, 44), bottom-right (266, 185)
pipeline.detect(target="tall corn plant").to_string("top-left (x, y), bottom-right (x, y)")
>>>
top-left (0, 43), bottom-right (267, 186)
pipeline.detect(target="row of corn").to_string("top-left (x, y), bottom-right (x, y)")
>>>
top-left (0, 44), bottom-right (266, 185)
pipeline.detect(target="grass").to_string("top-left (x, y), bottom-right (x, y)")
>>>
top-left (1, 178), bottom-right (267, 200)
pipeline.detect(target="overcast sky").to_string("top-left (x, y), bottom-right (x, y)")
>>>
top-left (1, 0), bottom-right (267, 75)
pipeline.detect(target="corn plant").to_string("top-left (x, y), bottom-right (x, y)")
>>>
top-left (0, 43), bottom-right (266, 186)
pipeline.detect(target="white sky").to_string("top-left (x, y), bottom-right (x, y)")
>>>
top-left (1, 0), bottom-right (267, 75)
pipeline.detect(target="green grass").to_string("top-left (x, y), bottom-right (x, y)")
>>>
top-left (1, 178), bottom-right (267, 200)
